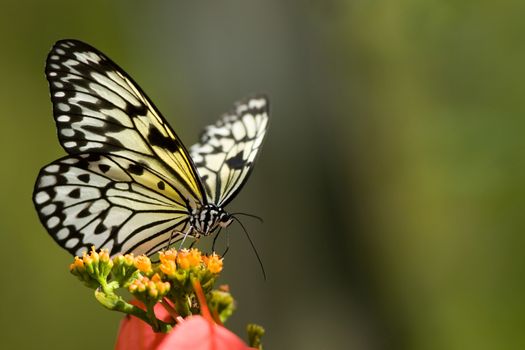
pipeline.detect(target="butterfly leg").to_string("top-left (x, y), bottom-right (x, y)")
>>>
top-left (166, 229), bottom-right (178, 250)
top-left (212, 228), bottom-right (222, 253)
top-left (189, 238), bottom-right (200, 249)
top-left (211, 228), bottom-right (231, 256)
top-left (178, 226), bottom-right (194, 249)
top-left (222, 229), bottom-right (230, 257)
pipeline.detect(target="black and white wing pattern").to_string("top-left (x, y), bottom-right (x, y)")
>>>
top-left (34, 39), bottom-right (206, 257)
top-left (189, 96), bottom-right (269, 207)
top-left (33, 39), bottom-right (269, 258)
top-left (45, 39), bottom-right (205, 206)
top-left (34, 154), bottom-right (191, 256)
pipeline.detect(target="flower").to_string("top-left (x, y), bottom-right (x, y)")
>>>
top-left (157, 315), bottom-right (254, 350)
top-left (202, 253), bottom-right (223, 274)
top-left (159, 259), bottom-right (177, 277)
top-left (69, 256), bottom-right (84, 272)
top-left (115, 300), bottom-right (172, 350)
top-left (135, 255), bottom-right (153, 275)
top-left (128, 274), bottom-right (170, 302)
top-left (116, 303), bottom-right (256, 350)
top-left (159, 250), bottom-right (177, 264)
top-left (187, 248), bottom-right (202, 267)
top-left (69, 248), bottom-right (263, 349)
top-left (69, 246), bottom-right (113, 289)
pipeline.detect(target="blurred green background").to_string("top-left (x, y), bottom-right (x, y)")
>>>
top-left (1, 0), bottom-right (524, 349)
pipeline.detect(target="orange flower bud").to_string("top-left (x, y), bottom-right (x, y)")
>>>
top-left (187, 248), bottom-right (202, 268)
top-left (176, 249), bottom-right (191, 269)
top-left (203, 253), bottom-right (223, 274)
top-left (69, 256), bottom-right (85, 271)
top-left (135, 255), bottom-right (153, 274)
top-left (159, 249), bottom-right (177, 264)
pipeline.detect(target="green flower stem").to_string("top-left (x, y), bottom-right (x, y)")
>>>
top-left (95, 287), bottom-right (173, 333)
top-left (96, 276), bottom-right (112, 295)
top-left (145, 302), bottom-right (160, 332)
top-left (173, 294), bottom-right (191, 318)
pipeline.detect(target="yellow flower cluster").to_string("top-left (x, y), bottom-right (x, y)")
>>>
top-left (68, 246), bottom-right (236, 328)
top-left (158, 248), bottom-right (223, 277)
top-left (69, 247), bottom-right (112, 272)
top-left (134, 255), bottom-right (153, 275)
top-left (69, 247), bottom-right (223, 292)
top-left (69, 247), bottom-right (113, 287)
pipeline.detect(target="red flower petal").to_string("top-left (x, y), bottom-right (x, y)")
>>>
top-left (115, 301), bottom-right (255, 350)
top-left (115, 301), bottom-right (171, 350)
top-left (158, 315), bottom-right (252, 350)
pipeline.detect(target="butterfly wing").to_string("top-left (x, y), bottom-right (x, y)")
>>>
top-left (34, 154), bottom-right (191, 256)
top-left (189, 96), bottom-right (269, 207)
top-left (45, 39), bottom-right (205, 207)
top-left (34, 39), bottom-right (208, 256)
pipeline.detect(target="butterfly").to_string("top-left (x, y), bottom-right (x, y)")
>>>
top-left (33, 39), bottom-right (269, 258)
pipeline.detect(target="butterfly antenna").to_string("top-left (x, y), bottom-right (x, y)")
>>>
top-left (232, 216), bottom-right (266, 280)
top-left (231, 212), bottom-right (264, 223)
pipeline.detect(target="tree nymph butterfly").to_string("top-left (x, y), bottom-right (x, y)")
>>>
top-left (33, 39), bottom-right (269, 259)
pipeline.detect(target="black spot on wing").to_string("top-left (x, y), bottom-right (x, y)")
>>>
top-left (128, 163), bottom-right (144, 175)
top-left (85, 154), bottom-right (101, 162)
top-left (99, 164), bottom-right (110, 173)
top-left (147, 126), bottom-right (181, 153)
top-left (68, 188), bottom-right (81, 198)
top-left (78, 174), bottom-right (90, 183)
top-left (225, 151), bottom-right (245, 170)
top-left (95, 223), bottom-right (107, 234)
top-left (77, 207), bottom-right (91, 218)
top-left (211, 144), bottom-right (224, 153)
top-left (82, 121), bottom-right (127, 135)
top-left (157, 181), bottom-right (165, 190)
top-left (125, 101), bottom-right (147, 117)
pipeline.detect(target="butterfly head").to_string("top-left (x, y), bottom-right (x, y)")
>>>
top-left (191, 204), bottom-right (233, 236)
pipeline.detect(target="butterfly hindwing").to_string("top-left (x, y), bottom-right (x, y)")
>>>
top-left (46, 39), bottom-right (205, 207)
top-left (190, 96), bottom-right (269, 207)
top-left (34, 153), bottom-right (191, 256)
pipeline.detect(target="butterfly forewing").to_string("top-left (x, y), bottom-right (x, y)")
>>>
top-left (190, 96), bottom-right (269, 207)
top-left (46, 39), bottom-right (205, 206)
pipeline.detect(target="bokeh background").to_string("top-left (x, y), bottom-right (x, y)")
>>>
top-left (1, 1), bottom-right (524, 349)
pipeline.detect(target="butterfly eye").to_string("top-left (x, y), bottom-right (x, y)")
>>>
top-left (219, 215), bottom-right (233, 228)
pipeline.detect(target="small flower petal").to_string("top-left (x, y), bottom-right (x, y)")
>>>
top-left (158, 316), bottom-right (252, 350)
top-left (134, 255), bottom-right (153, 275)
top-left (187, 248), bottom-right (202, 267)
top-left (203, 253), bottom-right (223, 274)
top-left (176, 249), bottom-right (191, 269)
top-left (159, 249), bottom-right (177, 264)
top-left (115, 300), bottom-right (171, 350)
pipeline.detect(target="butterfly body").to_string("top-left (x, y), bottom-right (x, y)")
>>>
top-left (190, 204), bottom-right (233, 237)
top-left (33, 39), bottom-right (268, 257)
